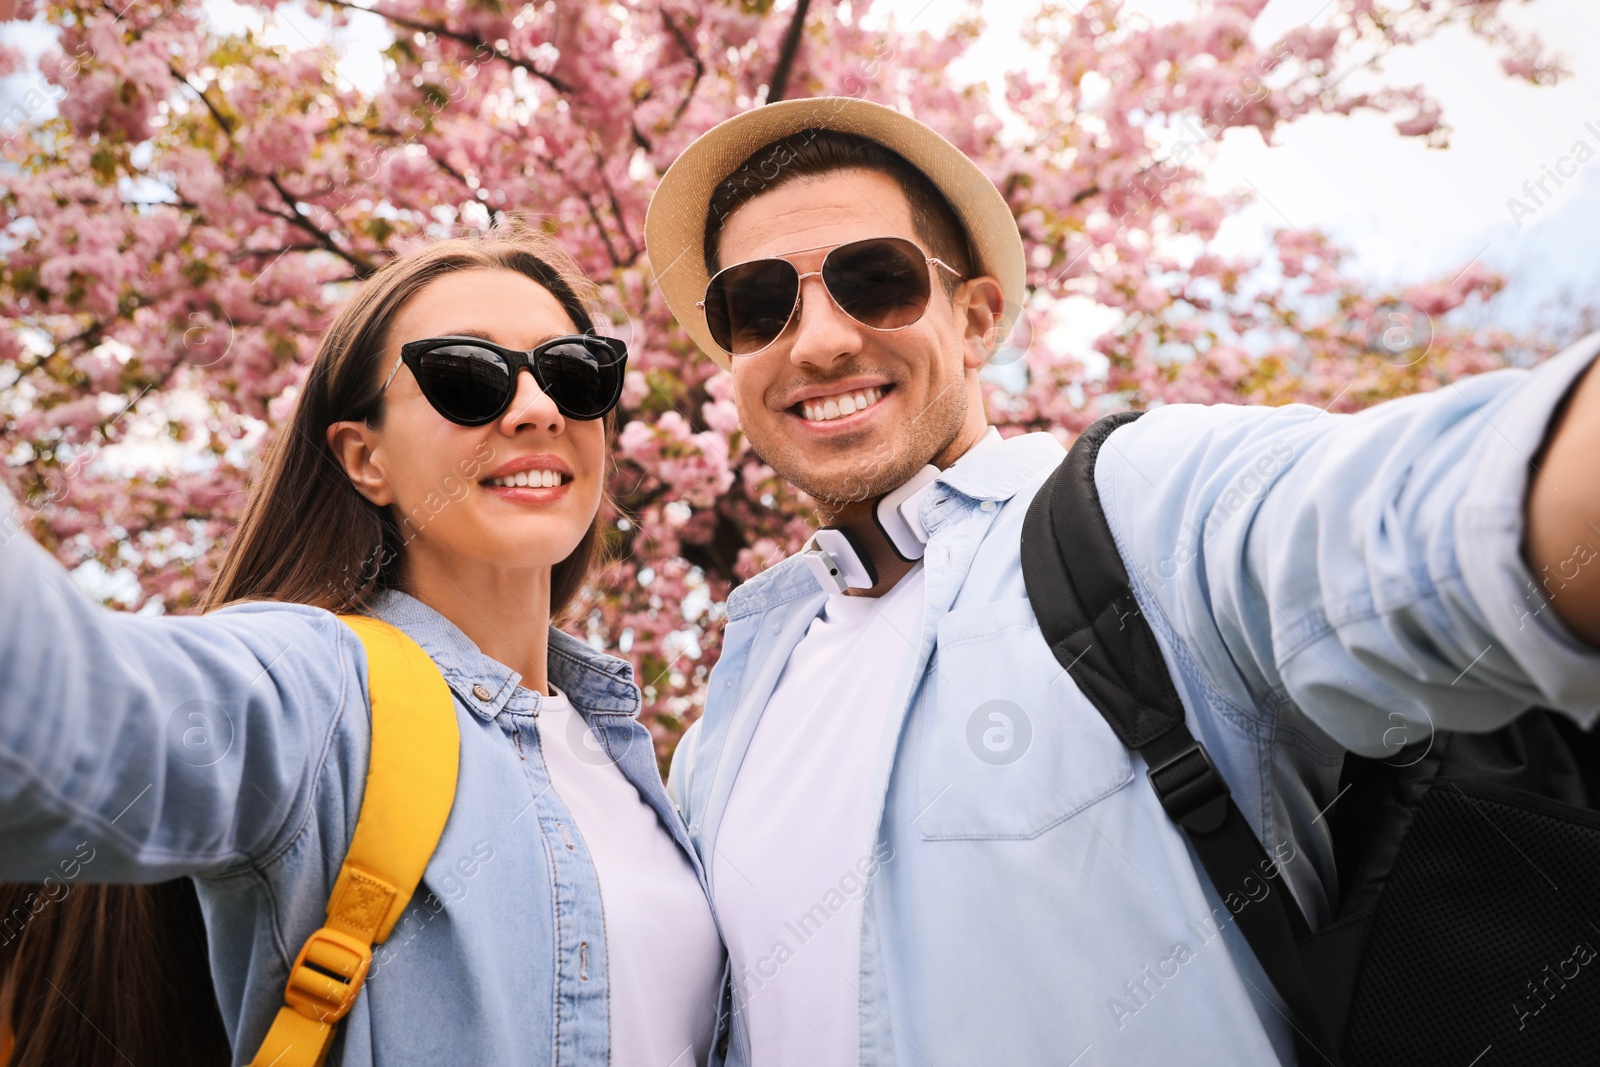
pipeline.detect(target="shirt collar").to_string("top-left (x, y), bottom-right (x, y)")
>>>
top-left (933, 427), bottom-right (1065, 504)
top-left (725, 427), bottom-right (1068, 618)
top-left (365, 589), bottom-right (641, 720)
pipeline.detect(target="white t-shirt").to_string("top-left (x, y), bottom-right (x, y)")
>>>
top-left (534, 686), bottom-right (723, 1067)
top-left (712, 563), bottom-right (928, 1067)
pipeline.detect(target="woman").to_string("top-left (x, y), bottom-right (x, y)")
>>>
top-left (0, 228), bottom-right (725, 1065)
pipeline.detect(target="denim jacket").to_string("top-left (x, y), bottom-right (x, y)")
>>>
top-left (0, 526), bottom-right (716, 1066)
top-left (670, 334), bottom-right (1600, 1066)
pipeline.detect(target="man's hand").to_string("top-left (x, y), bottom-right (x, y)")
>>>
top-left (1525, 356), bottom-right (1600, 649)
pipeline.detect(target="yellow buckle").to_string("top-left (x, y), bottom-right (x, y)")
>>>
top-left (283, 927), bottom-right (373, 1023)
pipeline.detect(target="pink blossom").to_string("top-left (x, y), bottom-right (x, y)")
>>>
top-left (0, 0), bottom-right (1561, 760)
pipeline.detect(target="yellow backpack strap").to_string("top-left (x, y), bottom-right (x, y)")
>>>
top-left (249, 616), bottom-right (460, 1067)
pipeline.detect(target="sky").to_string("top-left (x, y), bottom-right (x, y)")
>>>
top-left (887, 0), bottom-right (1600, 334)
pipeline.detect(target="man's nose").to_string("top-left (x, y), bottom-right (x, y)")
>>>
top-left (786, 273), bottom-right (865, 370)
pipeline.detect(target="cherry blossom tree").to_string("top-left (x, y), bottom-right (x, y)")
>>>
top-left (0, 0), bottom-right (1567, 760)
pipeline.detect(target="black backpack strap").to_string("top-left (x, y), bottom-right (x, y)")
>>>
top-left (1021, 412), bottom-right (1341, 1064)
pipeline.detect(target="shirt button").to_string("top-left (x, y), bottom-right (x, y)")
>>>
top-left (472, 684), bottom-right (492, 701)
top-left (980, 500), bottom-right (997, 512)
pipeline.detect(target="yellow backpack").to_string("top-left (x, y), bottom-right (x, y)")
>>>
top-left (247, 615), bottom-right (460, 1066)
top-left (1, 616), bottom-right (457, 1067)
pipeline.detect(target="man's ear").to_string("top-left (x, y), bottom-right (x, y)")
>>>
top-left (326, 420), bottom-right (394, 507)
top-left (955, 276), bottom-right (1005, 371)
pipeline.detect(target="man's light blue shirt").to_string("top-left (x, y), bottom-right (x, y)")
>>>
top-left (670, 334), bottom-right (1600, 1066)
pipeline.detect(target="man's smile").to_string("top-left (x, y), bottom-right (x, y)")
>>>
top-left (782, 379), bottom-right (896, 427)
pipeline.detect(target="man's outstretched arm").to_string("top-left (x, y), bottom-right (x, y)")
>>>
top-left (1525, 356), bottom-right (1600, 649)
top-left (1093, 333), bottom-right (1600, 756)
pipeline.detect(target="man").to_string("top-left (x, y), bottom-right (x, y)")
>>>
top-left (644, 97), bottom-right (1600, 1065)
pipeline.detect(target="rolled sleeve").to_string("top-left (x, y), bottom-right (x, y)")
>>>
top-left (1455, 337), bottom-right (1600, 715)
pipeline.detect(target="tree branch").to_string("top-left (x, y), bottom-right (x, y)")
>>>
top-left (229, 243), bottom-right (324, 263)
top-left (592, 165), bottom-right (641, 265)
top-left (659, 8), bottom-right (706, 126)
top-left (320, 0), bottom-right (573, 95)
top-left (261, 175), bottom-right (376, 278)
top-left (766, 0), bottom-right (813, 104)
top-left (581, 192), bottom-right (623, 269)
top-left (167, 63), bottom-right (237, 137)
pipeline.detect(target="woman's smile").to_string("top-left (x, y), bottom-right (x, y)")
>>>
top-left (480, 453), bottom-right (575, 504)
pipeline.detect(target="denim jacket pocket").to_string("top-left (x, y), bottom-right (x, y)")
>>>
top-left (914, 598), bottom-right (1133, 840)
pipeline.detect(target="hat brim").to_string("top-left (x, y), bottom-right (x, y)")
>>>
top-left (644, 97), bottom-right (1026, 371)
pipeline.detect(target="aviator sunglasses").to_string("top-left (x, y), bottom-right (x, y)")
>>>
top-left (698, 236), bottom-right (963, 356)
top-left (379, 334), bottom-right (628, 425)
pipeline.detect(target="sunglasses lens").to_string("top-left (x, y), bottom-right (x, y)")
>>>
top-left (823, 238), bottom-right (932, 331)
top-left (704, 258), bottom-right (800, 355)
top-left (535, 338), bottom-right (625, 420)
top-left (412, 344), bottom-right (511, 424)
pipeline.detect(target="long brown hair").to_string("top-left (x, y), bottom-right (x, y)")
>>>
top-left (0, 225), bottom-right (618, 1064)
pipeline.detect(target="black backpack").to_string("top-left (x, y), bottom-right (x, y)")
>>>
top-left (1020, 411), bottom-right (1600, 1067)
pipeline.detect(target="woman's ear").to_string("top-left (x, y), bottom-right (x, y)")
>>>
top-left (956, 276), bottom-right (1005, 370)
top-left (326, 421), bottom-right (394, 506)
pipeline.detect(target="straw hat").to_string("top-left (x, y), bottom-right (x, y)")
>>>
top-left (644, 97), bottom-right (1026, 370)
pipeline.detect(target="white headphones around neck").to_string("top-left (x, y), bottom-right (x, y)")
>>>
top-left (800, 465), bottom-right (942, 593)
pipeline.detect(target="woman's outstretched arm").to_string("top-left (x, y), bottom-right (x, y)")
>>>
top-left (0, 489), bottom-right (365, 884)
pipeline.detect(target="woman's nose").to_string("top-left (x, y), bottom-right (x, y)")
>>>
top-left (498, 367), bottom-right (565, 436)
